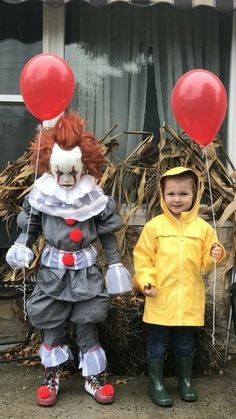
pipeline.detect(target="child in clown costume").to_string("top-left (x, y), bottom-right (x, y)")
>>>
top-left (133, 167), bottom-right (225, 407)
top-left (6, 112), bottom-right (132, 407)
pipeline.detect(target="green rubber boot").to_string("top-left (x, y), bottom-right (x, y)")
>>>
top-left (147, 359), bottom-right (173, 407)
top-left (176, 357), bottom-right (198, 402)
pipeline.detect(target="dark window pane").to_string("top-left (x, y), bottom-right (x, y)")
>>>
top-left (65, 0), bottom-right (231, 160)
top-left (0, 103), bottom-right (37, 171)
top-left (65, 1), bottom-right (150, 160)
top-left (0, 1), bottom-right (42, 94)
top-left (0, 104), bottom-right (38, 248)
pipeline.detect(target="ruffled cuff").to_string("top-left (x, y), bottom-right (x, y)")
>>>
top-left (79, 344), bottom-right (107, 377)
top-left (105, 264), bottom-right (133, 294)
top-left (39, 343), bottom-right (72, 368)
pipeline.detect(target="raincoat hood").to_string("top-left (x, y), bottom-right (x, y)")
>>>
top-left (159, 166), bottom-right (203, 223)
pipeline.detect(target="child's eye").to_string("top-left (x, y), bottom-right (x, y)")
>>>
top-left (56, 169), bottom-right (63, 176)
top-left (69, 169), bottom-right (77, 176)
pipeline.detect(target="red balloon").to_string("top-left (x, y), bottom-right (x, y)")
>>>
top-left (20, 53), bottom-right (75, 121)
top-left (171, 69), bottom-right (227, 146)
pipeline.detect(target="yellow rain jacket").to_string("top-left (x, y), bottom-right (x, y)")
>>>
top-left (133, 167), bottom-right (225, 326)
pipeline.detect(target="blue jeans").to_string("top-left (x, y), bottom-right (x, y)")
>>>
top-left (147, 324), bottom-right (195, 360)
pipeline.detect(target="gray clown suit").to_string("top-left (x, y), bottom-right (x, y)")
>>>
top-left (11, 172), bottom-right (128, 377)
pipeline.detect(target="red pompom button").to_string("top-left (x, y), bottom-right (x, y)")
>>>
top-left (69, 229), bottom-right (83, 242)
top-left (101, 384), bottom-right (115, 397)
top-left (62, 253), bottom-right (75, 266)
top-left (37, 385), bottom-right (51, 399)
top-left (64, 218), bottom-right (77, 226)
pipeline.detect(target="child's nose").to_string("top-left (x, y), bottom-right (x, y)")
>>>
top-left (173, 196), bottom-right (181, 202)
top-left (61, 175), bottom-right (72, 184)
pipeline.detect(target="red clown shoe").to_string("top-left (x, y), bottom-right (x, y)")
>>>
top-left (37, 367), bottom-right (59, 407)
top-left (85, 374), bottom-right (115, 404)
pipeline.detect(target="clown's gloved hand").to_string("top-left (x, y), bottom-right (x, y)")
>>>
top-left (6, 243), bottom-right (34, 269)
top-left (105, 263), bottom-right (133, 294)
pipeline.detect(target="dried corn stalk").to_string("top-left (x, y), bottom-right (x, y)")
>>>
top-left (0, 124), bottom-right (235, 282)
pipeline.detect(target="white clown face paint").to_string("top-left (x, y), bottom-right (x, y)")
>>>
top-left (50, 144), bottom-right (84, 189)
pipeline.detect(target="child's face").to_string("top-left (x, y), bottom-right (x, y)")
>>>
top-left (50, 144), bottom-right (83, 190)
top-left (163, 178), bottom-right (194, 219)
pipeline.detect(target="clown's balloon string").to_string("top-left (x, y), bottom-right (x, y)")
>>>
top-left (203, 146), bottom-right (217, 346)
top-left (22, 123), bottom-right (42, 321)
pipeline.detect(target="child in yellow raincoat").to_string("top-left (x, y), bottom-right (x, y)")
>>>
top-left (133, 167), bottom-right (225, 407)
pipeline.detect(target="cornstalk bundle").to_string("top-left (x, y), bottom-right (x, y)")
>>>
top-left (0, 123), bottom-right (235, 374)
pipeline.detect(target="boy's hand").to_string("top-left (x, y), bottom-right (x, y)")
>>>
top-left (143, 283), bottom-right (157, 297)
top-left (211, 243), bottom-right (223, 261)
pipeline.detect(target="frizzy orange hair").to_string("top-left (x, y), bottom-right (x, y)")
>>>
top-left (30, 112), bottom-right (106, 180)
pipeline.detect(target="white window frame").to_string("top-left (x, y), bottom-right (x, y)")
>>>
top-left (227, 11), bottom-right (236, 170)
top-left (43, 4), bottom-right (65, 57)
top-left (0, 95), bottom-right (23, 103)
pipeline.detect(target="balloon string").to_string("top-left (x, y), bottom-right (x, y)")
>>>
top-left (202, 146), bottom-right (217, 346)
top-left (212, 259), bottom-right (217, 346)
top-left (203, 147), bottom-right (217, 237)
top-left (22, 123), bottom-right (42, 321)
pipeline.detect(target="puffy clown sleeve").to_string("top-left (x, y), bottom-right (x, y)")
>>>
top-left (95, 196), bottom-right (122, 266)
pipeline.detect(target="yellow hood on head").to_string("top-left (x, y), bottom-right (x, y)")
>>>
top-left (159, 166), bottom-right (203, 222)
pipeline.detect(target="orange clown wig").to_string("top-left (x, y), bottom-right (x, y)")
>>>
top-left (30, 112), bottom-right (106, 180)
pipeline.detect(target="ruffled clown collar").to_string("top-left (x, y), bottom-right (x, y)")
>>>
top-left (32, 172), bottom-right (97, 204)
top-left (28, 173), bottom-right (108, 221)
